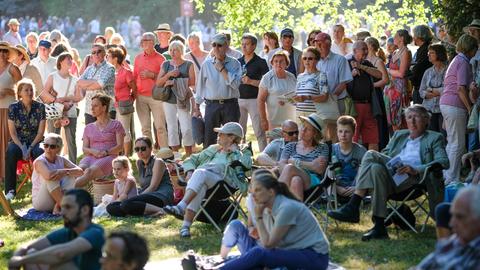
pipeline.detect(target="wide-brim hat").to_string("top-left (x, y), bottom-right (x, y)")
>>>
top-left (469, 19), bottom-right (480, 29)
top-left (299, 113), bottom-right (324, 133)
top-left (214, 122), bottom-right (244, 138)
top-left (0, 42), bottom-right (15, 55)
top-left (8, 18), bottom-right (20, 26)
top-left (155, 23), bottom-right (173, 33)
top-left (156, 147), bottom-right (182, 161)
top-left (12, 45), bottom-right (30, 63)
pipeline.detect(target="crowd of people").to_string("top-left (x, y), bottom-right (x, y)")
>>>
top-left (2, 14), bottom-right (480, 270)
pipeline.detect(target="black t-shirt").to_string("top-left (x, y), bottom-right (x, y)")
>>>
top-left (238, 54), bottom-right (269, 99)
top-left (346, 57), bottom-right (375, 102)
top-left (155, 44), bottom-right (169, 54)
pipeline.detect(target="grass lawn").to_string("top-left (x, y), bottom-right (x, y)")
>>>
top-left (0, 174), bottom-right (437, 269)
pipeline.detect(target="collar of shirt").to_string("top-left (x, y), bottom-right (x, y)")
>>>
top-left (458, 53), bottom-right (471, 62)
top-left (93, 60), bottom-right (107, 69)
top-left (239, 53), bottom-right (259, 65)
top-left (320, 51), bottom-right (333, 61)
top-left (210, 55), bottom-right (234, 65)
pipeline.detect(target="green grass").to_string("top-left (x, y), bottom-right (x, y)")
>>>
top-left (0, 128), bottom-right (438, 269)
top-left (0, 179), bottom-right (437, 269)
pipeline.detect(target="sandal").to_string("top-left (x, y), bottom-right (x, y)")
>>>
top-left (164, 205), bottom-right (185, 219)
top-left (180, 226), bottom-right (191, 238)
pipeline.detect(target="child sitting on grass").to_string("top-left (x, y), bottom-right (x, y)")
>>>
top-left (110, 156), bottom-right (138, 203)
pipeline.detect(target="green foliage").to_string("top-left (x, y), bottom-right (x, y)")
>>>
top-left (433, 0), bottom-right (479, 39)
top-left (192, 0), bottom-right (435, 45)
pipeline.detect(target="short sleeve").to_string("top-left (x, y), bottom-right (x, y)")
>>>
top-left (113, 120), bottom-right (126, 136)
top-left (275, 203), bottom-right (298, 226)
top-left (79, 225), bottom-right (105, 251)
top-left (46, 228), bottom-right (70, 245)
top-left (38, 103), bottom-right (46, 120)
top-left (280, 142), bottom-right (296, 161)
top-left (339, 57), bottom-right (353, 84)
top-left (97, 66), bottom-right (115, 87)
top-left (263, 139), bottom-right (279, 157)
top-left (125, 69), bottom-right (134, 83)
top-left (7, 103), bottom-right (16, 121)
top-left (82, 124), bottom-right (94, 141)
top-left (315, 143), bottom-right (329, 158)
top-left (259, 72), bottom-right (269, 89)
top-left (456, 61), bottom-right (470, 87)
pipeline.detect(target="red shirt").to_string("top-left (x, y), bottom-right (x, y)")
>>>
top-left (133, 51), bottom-right (165, 96)
top-left (114, 66), bottom-right (134, 107)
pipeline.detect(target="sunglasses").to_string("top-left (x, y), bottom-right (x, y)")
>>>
top-left (91, 50), bottom-right (103, 55)
top-left (282, 130), bottom-right (299, 136)
top-left (43, 143), bottom-right (58, 149)
top-left (0, 49), bottom-right (9, 53)
top-left (134, 146), bottom-right (147, 152)
top-left (211, 43), bottom-right (223, 48)
top-left (302, 57), bottom-right (315, 61)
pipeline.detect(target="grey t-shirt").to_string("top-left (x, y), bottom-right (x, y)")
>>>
top-left (263, 195), bottom-right (329, 254)
top-left (332, 143), bottom-right (367, 187)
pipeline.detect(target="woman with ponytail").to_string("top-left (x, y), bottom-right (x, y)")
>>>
top-left (219, 169), bottom-right (329, 270)
top-left (366, 37), bottom-right (390, 149)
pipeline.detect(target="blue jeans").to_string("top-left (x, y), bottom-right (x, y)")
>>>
top-left (220, 246), bottom-right (329, 270)
top-left (222, 220), bottom-right (258, 254)
top-left (468, 130), bottom-right (480, 151)
top-left (5, 142), bottom-right (44, 194)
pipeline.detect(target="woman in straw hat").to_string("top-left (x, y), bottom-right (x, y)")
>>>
top-left (10, 44), bottom-right (43, 96)
top-left (0, 42), bottom-right (21, 184)
top-left (277, 113), bottom-right (329, 201)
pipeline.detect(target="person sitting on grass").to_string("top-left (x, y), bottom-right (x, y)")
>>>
top-left (100, 231), bottom-right (149, 270)
top-left (332, 116), bottom-right (367, 200)
top-left (8, 189), bottom-right (104, 270)
top-left (32, 133), bottom-right (84, 214)
top-left (277, 113), bottom-right (329, 201)
top-left (109, 156), bottom-right (138, 204)
top-left (256, 120), bottom-right (299, 167)
top-left (216, 169), bottom-right (329, 270)
top-left (163, 122), bottom-right (252, 238)
top-left (328, 104), bottom-right (449, 241)
top-left (106, 136), bottom-right (173, 217)
top-left (414, 186), bottom-right (480, 270)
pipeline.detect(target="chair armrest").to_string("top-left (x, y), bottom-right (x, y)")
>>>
top-left (419, 162), bottom-right (444, 184)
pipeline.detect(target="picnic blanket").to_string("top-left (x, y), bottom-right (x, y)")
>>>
top-left (20, 208), bottom-right (61, 221)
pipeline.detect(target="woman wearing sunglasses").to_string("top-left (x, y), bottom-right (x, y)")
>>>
top-left (75, 93), bottom-right (125, 188)
top-left (107, 136), bottom-right (174, 217)
top-left (31, 133), bottom-right (83, 214)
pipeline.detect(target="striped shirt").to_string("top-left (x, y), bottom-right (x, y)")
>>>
top-left (280, 142), bottom-right (329, 162)
top-left (295, 71), bottom-right (329, 113)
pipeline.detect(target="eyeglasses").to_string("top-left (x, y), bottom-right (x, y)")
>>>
top-left (211, 43), bottom-right (223, 48)
top-left (134, 146), bottom-right (147, 152)
top-left (302, 57), bottom-right (315, 61)
top-left (43, 143), bottom-right (58, 149)
top-left (91, 50), bottom-right (103, 55)
top-left (282, 130), bottom-right (298, 136)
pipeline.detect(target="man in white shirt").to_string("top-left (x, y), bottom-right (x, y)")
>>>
top-left (328, 105), bottom-right (449, 241)
top-left (31, 40), bottom-right (57, 84)
top-left (2, 18), bottom-right (22, 46)
top-left (330, 24), bottom-right (353, 56)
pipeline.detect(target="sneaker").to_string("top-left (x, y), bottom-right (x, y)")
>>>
top-left (5, 190), bottom-right (15, 201)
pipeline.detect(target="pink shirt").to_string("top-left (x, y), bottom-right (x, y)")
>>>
top-left (133, 51), bottom-right (165, 96)
top-left (440, 53), bottom-right (473, 109)
top-left (83, 120), bottom-right (126, 151)
top-left (114, 66), bottom-right (134, 106)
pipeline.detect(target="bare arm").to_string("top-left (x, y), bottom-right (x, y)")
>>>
top-left (373, 59), bottom-right (389, 88)
top-left (258, 88), bottom-right (269, 130)
top-left (142, 159), bottom-right (167, 194)
top-left (117, 180), bottom-right (136, 201)
top-left (256, 153), bottom-right (278, 166)
top-left (41, 74), bottom-right (56, 103)
top-left (8, 119), bottom-right (23, 148)
top-left (389, 51), bottom-right (412, 78)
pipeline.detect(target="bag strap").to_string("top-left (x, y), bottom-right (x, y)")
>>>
top-left (190, 53), bottom-right (201, 70)
top-left (65, 76), bottom-right (73, 96)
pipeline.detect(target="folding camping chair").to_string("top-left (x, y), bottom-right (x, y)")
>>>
top-left (385, 162), bottom-right (444, 233)
top-left (303, 164), bottom-right (339, 230)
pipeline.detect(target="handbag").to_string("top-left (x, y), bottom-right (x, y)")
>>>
top-left (467, 103), bottom-right (479, 132)
top-left (152, 61), bottom-right (177, 104)
top-left (117, 99), bottom-right (135, 115)
top-left (314, 93), bottom-right (340, 121)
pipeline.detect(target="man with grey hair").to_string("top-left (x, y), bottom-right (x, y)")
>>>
top-left (133, 32), bottom-right (168, 148)
top-left (192, 33), bottom-right (242, 147)
top-left (346, 40), bottom-right (382, 151)
top-left (256, 120), bottom-right (299, 166)
top-left (415, 186), bottom-right (480, 269)
top-left (328, 104), bottom-right (449, 241)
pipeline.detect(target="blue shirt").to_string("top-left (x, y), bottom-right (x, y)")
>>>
top-left (195, 55), bottom-right (242, 104)
top-left (46, 223), bottom-right (105, 270)
top-left (316, 52), bottom-right (353, 99)
top-left (8, 100), bottom-right (45, 145)
top-left (332, 143), bottom-right (366, 187)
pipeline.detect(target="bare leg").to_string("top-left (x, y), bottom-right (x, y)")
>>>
top-left (278, 164), bottom-right (310, 200)
top-left (74, 166), bottom-right (104, 187)
top-left (185, 209), bottom-right (195, 223)
top-left (123, 142), bottom-right (131, 157)
top-left (368, 144), bottom-right (379, 151)
top-left (49, 187), bottom-right (64, 215)
top-left (181, 189), bottom-right (198, 205)
top-left (144, 203), bottom-right (164, 215)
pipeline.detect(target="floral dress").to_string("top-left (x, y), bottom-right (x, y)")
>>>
top-left (384, 52), bottom-right (410, 131)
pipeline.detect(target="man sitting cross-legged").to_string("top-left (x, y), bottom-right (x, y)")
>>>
top-left (8, 189), bottom-right (104, 270)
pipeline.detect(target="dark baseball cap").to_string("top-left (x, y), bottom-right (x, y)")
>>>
top-left (38, 40), bottom-right (52, 49)
top-left (281, 28), bottom-right (294, 37)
